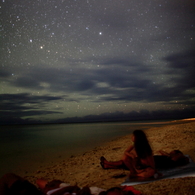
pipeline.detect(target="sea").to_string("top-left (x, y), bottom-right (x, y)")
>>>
top-left (0, 120), bottom-right (182, 177)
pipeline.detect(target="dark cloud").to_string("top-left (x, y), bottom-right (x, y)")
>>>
top-left (14, 76), bottom-right (40, 89)
top-left (1, 51), bottom-right (194, 107)
top-left (0, 70), bottom-right (10, 78)
top-left (0, 93), bottom-right (64, 124)
top-left (164, 50), bottom-right (195, 91)
top-left (0, 93), bottom-right (65, 105)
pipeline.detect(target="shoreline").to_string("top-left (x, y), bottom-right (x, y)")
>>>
top-left (23, 119), bottom-right (195, 195)
top-left (1, 119), bottom-right (183, 177)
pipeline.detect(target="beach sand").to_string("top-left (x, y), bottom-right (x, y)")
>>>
top-left (25, 119), bottom-right (195, 195)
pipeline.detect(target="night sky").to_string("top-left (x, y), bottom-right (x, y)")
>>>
top-left (1, 0), bottom-right (195, 125)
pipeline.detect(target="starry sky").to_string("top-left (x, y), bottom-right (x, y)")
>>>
top-left (1, 0), bottom-right (195, 125)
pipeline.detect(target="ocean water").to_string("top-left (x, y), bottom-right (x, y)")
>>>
top-left (0, 120), bottom-right (176, 176)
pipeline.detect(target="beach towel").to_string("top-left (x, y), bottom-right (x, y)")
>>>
top-left (121, 155), bottom-right (195, 186)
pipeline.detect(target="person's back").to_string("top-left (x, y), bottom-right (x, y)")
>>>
top-left (132, 130), bottom-right (155, 178)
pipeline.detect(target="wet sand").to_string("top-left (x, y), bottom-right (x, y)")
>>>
top-left (25, 119), bottom-right (195, 195)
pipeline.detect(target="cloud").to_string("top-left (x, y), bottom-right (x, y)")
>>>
top-left (0, 93), bottom-right (64, 124)
top-left (0, 69), bottom-right (10, 78)
top-left (164, 50), bottom-right (195, 89)
top-left (158, 50), bottom-right (195, 105)
top-left (1, 51), bottom-right (194, 107)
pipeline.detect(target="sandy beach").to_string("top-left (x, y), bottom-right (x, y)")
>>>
top-left (25, 119), bottom-right (195, 195)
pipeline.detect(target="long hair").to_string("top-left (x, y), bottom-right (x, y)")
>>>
top-left (133, 130), bottom-right (152, 159)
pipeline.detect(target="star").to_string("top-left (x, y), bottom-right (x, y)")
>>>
top-left (0, 0), bottom-right (194, 125)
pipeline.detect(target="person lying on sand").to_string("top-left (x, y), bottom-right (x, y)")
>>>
top-left (100, 130), bottom-right (156, 178)
top-left (0, 173), bottom-right (142, 195)
top-left (0, 173), bottom-right (104, 195)
top-left (0, 173), bottom-right (43, 195)
top-left (36, 178), bottom-right (106, 195)
top-left (153, 150), bottom-right (189, 169)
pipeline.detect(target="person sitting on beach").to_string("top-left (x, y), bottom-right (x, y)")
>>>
top-left (100, 130), bottom-right (155, 178)
top-left (154, 150), bottom-right (189, 169)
